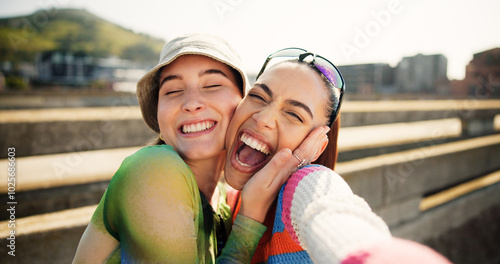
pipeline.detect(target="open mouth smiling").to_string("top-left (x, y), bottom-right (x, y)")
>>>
top-left (234, 132), bottom-right (271, 170)
top-left (180, 121), bottom-right (216, 134)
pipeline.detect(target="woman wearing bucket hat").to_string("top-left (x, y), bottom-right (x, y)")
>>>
top-left (73, 34), bottom-right (326, 263)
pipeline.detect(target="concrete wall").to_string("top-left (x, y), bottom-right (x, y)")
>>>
top-left (336, 134), bottom-right (500, 264)
top-left (2, 100), bottom-right (499, 158)
top-left (1, 135), bottom-right (498, 264)
top-left (1, 99), bottom-right (499, 263)
top-left (0, 119), bottom-right (155, 158)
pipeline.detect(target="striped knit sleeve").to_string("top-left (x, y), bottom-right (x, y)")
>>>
top-left (281, 165), bottom-right (450, 264)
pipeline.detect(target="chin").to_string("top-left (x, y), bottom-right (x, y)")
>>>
top-left (224, 165), bottom-right (252, 191)
top-left (182, 148), bottom-right (223, 161)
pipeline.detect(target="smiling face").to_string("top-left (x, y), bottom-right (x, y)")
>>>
top-left (157, 54), bottom-right (242, 162)
top-left (224, 62), bottom-right (330, 189)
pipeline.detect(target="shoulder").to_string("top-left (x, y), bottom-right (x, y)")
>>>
top-left (108, 145), bottom-right (197, 199)
top-left (122, 145), bottom-right (186, 170)
top-left (118, 145), bottom-right (191, 179)
top-left (105, 145), bottom-right (200, 225)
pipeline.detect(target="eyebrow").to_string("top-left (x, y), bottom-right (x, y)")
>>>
top-left (255, 83), bottom-right (313, 119)
top-left (254, 83), bottom-right (273, 97)
top-left (159, 68), bottom-right (228, 87)
top-left (159, 75), bottom-right (180, 87)
top-left (202, 69), bottom-right (228, 78)
top-left (286, 99), bottom-right (313, 120)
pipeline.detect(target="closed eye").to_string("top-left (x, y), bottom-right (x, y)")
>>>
top-left (204, 84), bottom-right (221, 89)
top-left (165, 89), bottom-right (183, 96)
top-left (249, 93), bottom-right (266, 103)
top-left (286, 111), bottom-right (303, 123)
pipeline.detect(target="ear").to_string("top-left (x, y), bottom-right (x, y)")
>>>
top-left (311, 139), bottom-right (328, 162)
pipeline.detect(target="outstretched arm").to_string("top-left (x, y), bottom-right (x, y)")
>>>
top-left (281, 165), bottom-right (451, 264)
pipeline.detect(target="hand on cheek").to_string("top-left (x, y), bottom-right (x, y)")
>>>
top-left (238, 126), bottom-right (330, 223)
top-left (239, 148), bottom-right (295, 223)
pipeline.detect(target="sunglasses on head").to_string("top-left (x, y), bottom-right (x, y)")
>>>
top-left (256, 48), bottom-right (345, 127)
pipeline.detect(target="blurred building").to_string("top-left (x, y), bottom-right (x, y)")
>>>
top-left (337, 63), bottom-right (395, 94)
top-left (394, 53), bottom-right (448, 94)
top-left (450, 47), bottom-right (500, 98)
top-left (93, 56), bottom-right (148, 92)
top-left (36, 51), bottom-right (96, 86)
top-left (34, 51), bottom-right (147, 91)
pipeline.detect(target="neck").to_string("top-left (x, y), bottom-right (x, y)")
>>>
top-left (185, 151), bottom-right (226, 203)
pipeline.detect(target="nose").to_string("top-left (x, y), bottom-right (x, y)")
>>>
top-left (182, 89), bottom-right (206, 113)
top-left (252, 108), bottom-right (276, 129)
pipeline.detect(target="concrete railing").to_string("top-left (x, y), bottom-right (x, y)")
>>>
top-left (1, 100), bottom-right (499, 158)
top-left (340, 100), bottom-right (500, 136)
top-left (1, 100), bottom-right (500, 263)
top-left (0, 107), bottom-right (155, 158)
top-left (337, 134), bottom-right (500, 226)
top-left (1, 134), bottom-right (499, 263)
top-left (336, 134), bottom-right (500, 264)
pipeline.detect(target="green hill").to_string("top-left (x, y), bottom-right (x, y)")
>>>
top-left (0, 8), bottom-right (165, 65)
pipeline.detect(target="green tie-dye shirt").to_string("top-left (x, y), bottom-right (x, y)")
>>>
top-left (90, 145), bottom-right (266, 263)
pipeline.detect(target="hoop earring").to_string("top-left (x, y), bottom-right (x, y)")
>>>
top-left (159, 134), bottom-right (164, 141)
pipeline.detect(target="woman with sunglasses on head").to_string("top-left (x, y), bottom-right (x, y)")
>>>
top-left (221, 48), bottom-right (451, 264)
top-left (73, 35), bottom-right (327, 263)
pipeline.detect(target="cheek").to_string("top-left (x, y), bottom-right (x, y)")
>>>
top-left (224, 103), bottom-right (251, 149)
top-left (157, 100), bottom-right (176, 132)
top-left (278, 128), bottom-right (310, 151)
top-left (220, 92), bottom-right (243, 119)
top-left (224, 111), bottom-right (241, 148)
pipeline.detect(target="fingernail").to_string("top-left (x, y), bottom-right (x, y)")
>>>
top-left (324, 126), bottom-right (330, 133)
top-left (279, 149), bottom-right (291, 160)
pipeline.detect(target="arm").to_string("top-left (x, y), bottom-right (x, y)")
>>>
top-left (217, 214), bottom-right (267, 264)
top-left (73, 190), bottom-right (120, 264)
top-left (282, 165), bottom-right (451, 264)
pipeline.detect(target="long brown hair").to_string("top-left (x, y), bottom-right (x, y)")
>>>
top-left (315, 117), bottom-right (340, 170)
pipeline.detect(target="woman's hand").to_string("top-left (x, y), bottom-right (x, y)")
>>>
top-left (238, 126), bottom-right (330, 223)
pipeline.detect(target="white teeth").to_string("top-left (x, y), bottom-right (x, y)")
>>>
top-left (182, 121), bottom-right (215, 134)
top-left (240, 133), bottom-right (270, 155)
top-left (236, 154), bottom-right (252, 167)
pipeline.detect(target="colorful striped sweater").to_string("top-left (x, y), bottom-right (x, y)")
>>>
top-left (242, 165), bottom-right (451, 264)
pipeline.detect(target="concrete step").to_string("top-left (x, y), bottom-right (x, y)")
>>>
top-left (0, 205), bottom-right (96, 264)
top-left (337, 133), bottom-right (500, 225)
top-left (0, 106), bottom-right (155, 158)
top-left (0, 147), bottom-right (139, 220)
top-left (1, 161), bottom-right (499, 263)
top-left (2, 100), bottom-right (499, 158)
top-left (1, 119), bottom-right (499, 220)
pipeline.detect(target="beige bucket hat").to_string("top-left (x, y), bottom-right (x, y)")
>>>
top-left (136, 33), bottom-right (248, 133)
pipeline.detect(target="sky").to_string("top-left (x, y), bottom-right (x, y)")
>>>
top-left (1, 0), bottom-right (499, 80)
